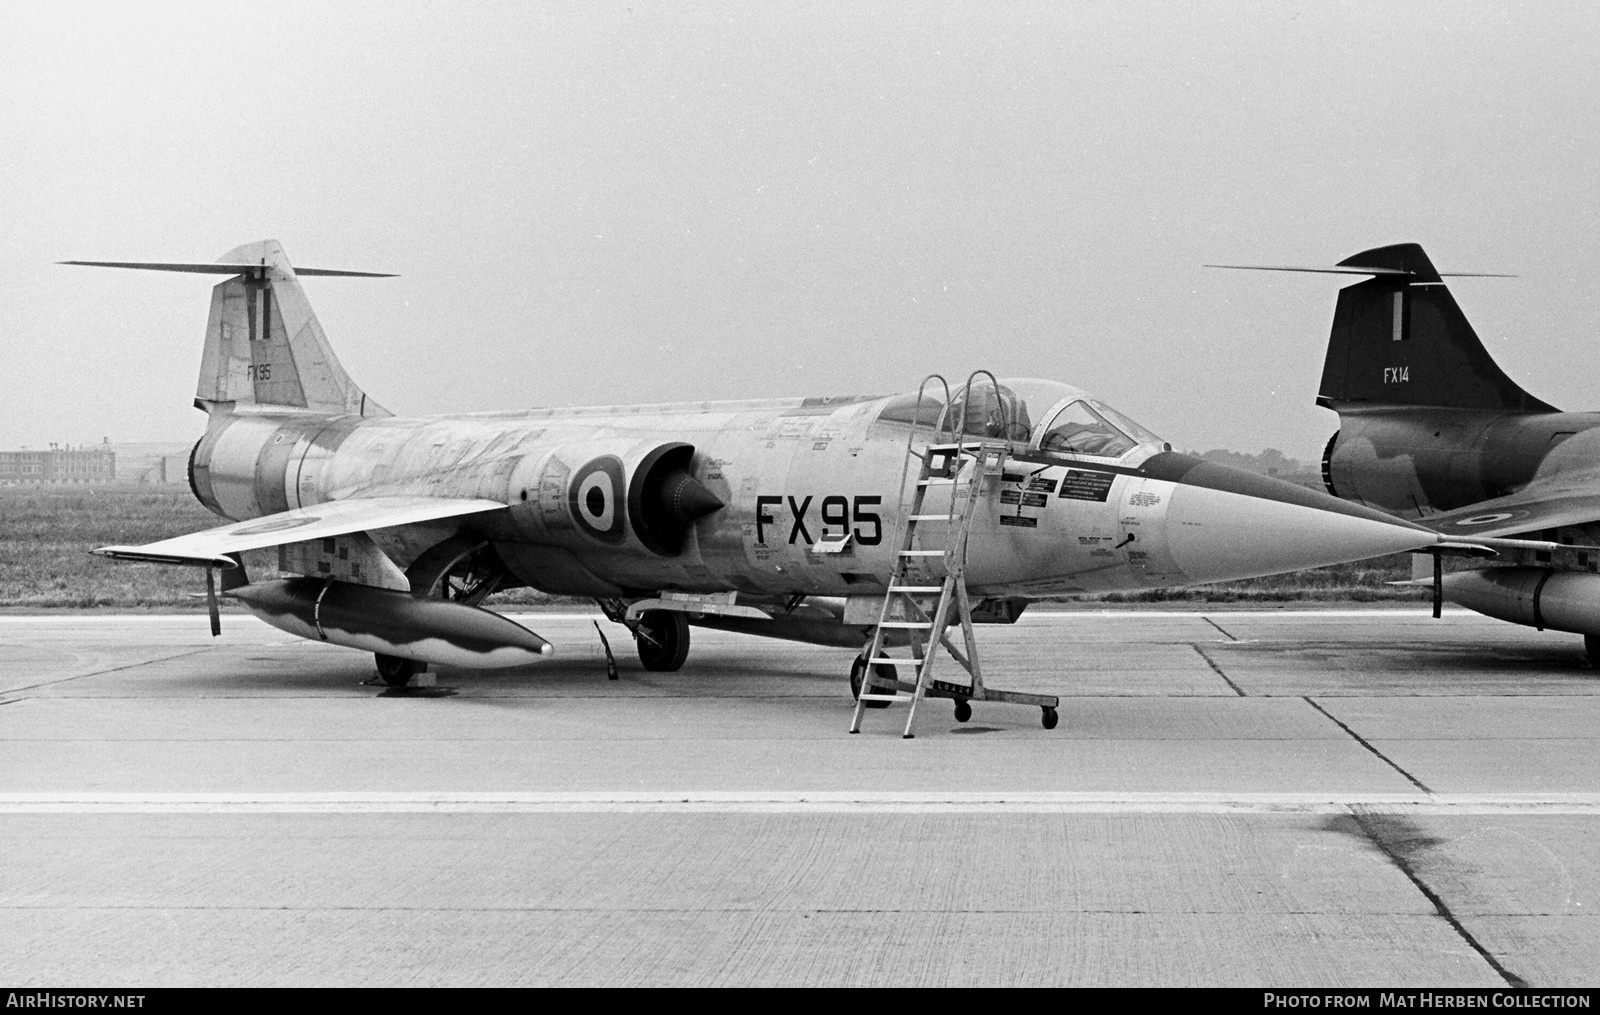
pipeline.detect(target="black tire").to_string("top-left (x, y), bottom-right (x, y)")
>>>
top-left (636, 610), bottom-right (690, 672)
top-left (849, 656), bottom-right (896, 708)
top-left (1586, 634), bottom-right (1600, 668)
top-left (953, 699), bottom-right (972, 723)
top-left (1041, 706), bottom-right (1059, 730)
top-left (375, 653), bottom-right (421, 687)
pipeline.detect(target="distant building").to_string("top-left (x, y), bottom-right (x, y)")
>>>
top-left (143, 454), bottom-right (191, 485)
top-left (0, 444), bottom-right (116, 485)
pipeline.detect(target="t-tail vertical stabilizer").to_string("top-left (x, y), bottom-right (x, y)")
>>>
top-left (62, 240), bottom-right (395, 419)
top-left (1209, 243), bottom-right (1555, 413)
top-left (194, 240), bottom-right (391, 417)
top-left (1316, 243), bottom-right (1555, 413)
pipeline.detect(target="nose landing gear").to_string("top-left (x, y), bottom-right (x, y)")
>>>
top-left (634, 610), bottom-right (690, 672)
top-left (849, 655), bottom-right (898, 708)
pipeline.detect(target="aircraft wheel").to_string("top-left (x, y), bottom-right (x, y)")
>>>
top-left (1041, 706), bottom-right (1059, 730)
top-left (953, 699), bottom-right (972, 723)
top-left (636, 611), bottom-right (690, 672)
top-left (849, 656), bottom-right (896, 708)
top-left (374, 653), bottom-right (421, 687)
top-left (1586, 634), bottom-right (1600, 668)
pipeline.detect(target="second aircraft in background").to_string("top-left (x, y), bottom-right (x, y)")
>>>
top-left (1219, 242), bottom-right (1600, 663)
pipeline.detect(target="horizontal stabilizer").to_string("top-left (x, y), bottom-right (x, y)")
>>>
top-left (1205, 263), bottom-right (1513, 278)
top-left (95, 496), bottom-right (507, 567)
top-left (60, 260), bottom-right (395, 277)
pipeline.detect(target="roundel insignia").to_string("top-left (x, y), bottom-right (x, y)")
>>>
top-left (569, 456), bottom-right (627, 544)
top-left (229, 515), bottom-right (320, 536)
top-left (1443, 511), bottom-right (1520, 528)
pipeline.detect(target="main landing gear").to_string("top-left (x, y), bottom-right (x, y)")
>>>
top-left (371, 540), bottom-right (514, 687)
top-left (374, 654), bottom-right (422, 687)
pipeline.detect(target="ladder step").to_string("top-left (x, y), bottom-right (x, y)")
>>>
top-left (858, 694), bottom-right (902, 703)
top-left (889, 585), bottom-right (943, 593)
top-left (907, 513), bottom-right (954, 521)
top-left (899, 549), bottom-right (944, 556)
top-left (916, 478), bottom-right (957, 486)
top-left (866, 657), bottom-right (908, 666)
top-left (878, 620), bottom-right (933, 628)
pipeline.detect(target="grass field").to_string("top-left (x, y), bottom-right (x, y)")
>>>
top-left (0, 484), bottom-right (1424, 609)
top-left (0, 485), bottom-right (239, 608)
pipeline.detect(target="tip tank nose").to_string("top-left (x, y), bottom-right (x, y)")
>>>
top-left (1141, 455), bottom-right (1436, 585)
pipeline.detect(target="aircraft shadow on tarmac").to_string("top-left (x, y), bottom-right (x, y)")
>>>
top-left (196, 640), bottom-right (849, 699)
top-left (1217, 640), bottom-right (1588, 671)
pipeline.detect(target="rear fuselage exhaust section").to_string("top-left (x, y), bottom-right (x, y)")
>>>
top-left (1321, 430), bottom-right (1340, 498)
top-left (226, 577), bottom-right (552, 669)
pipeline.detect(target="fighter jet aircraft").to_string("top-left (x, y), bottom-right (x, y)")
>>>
top-left (1215, 242), bottom-right (1600, 663)
top-left (69, 240), bottom-right (1472, 729)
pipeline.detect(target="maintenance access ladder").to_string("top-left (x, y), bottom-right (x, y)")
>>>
top-left (848, 373), bottom-right (1061, 739)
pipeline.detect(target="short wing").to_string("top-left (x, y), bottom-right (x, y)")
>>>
top-left (94, 496), bottom-right (507, 568)
top-left (1422, 474), bottom-right (1600, 538)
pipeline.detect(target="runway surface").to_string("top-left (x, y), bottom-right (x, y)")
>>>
top-left (2, 607), bottom-right (1598, 986)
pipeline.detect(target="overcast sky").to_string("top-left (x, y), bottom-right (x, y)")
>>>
top-left (3, 1), bottom-right (1597, 461)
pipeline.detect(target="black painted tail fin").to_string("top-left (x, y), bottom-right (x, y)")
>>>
top-left (1317, 243), bottom-right (1555, 412)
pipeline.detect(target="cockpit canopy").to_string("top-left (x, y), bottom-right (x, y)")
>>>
top-left (875, 377), bottom-right (1166, 461)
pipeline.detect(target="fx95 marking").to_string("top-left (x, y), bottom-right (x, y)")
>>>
top-left (755, 494), bottom-right (882, 545)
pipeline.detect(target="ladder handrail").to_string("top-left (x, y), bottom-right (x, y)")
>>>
top-left (889, 374), bottom-right (953, 556)
top-left (953, 369), bottom-right (1001, 448)
top-left (943, 369), bottom-right (1010, 567)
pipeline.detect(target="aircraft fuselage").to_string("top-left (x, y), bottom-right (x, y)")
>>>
top-left (1325, 406), bottom-right (1600, 519)
top-left (73, 240), bottom-right (1456, 682)
top-left (189, 389), bottom-right (1421, 604)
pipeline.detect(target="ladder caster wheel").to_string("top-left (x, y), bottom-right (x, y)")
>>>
top-left (953, 700), bottom-right (971, 723)
top-left (1041, 706), bottom-right (1059, 730)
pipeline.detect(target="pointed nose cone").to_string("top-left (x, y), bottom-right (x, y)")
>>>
top-left (1137, 454), bottom-right (1436, 585)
